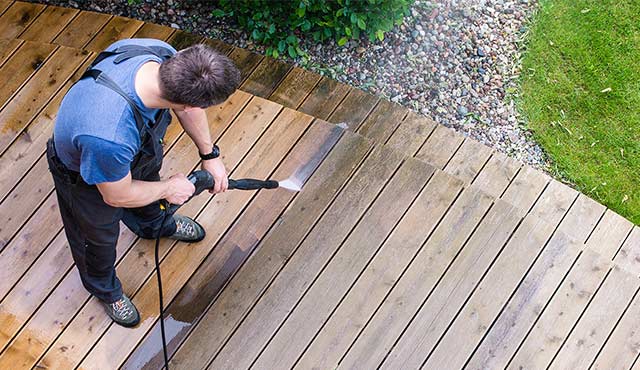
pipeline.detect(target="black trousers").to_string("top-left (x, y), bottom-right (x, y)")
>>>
top-left (46, 138), bottom-right (176, 303)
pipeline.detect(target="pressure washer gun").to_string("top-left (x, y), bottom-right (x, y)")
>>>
top-left (163, 170), bottom-right (280, 215)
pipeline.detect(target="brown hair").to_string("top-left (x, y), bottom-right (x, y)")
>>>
top-left (158, 44), bottom-right (240, 108)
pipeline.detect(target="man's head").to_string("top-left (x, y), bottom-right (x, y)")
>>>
top-left (158, 44), bottom-right (241, 109)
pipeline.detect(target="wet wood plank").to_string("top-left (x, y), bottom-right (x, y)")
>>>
top-left (340, 187), bottom-right (494, 369)
top-left (422, 214), bottom-right (557, 370)
top-left (443, 138), bottom-right (493, 185)
top-left (548, 266), bottom-right (639, 370)
top-left (18, 4), bottom-right (78, 43)
top-left (169, 132), bottom-right (373, 369)
top-left (40, 98), bottom-right (279, 369)
top-left (415, 124), bottom-right (464, 169)
top-left (0, 1), bottom-right (45, 39)
top-left (591, 288), bottom-right (640, 369)
top-left (52, 10), bottom-right (111, 48)
top-left (472, 151), bottom-right (521, 199)
top-left (298, 76), bottom-right (350, 120)
top-left (386, 110), bottom-right (437, 156)
top-left (296, 170), bottom-right (464, 369)
top-left (241, 56), bottom-right (291, 98)
top-left (327, 87), bottom-right (379, 131)
top-left (132, 22), bottom-right (175, 41)
top-left (202, 38), bottom-right (234, 55)
top-left (122, 119), bottom-right (343, 370)
top-left (8, 93), bottom-right (251, 370)
top-left (0, 39), bottom-right (22, 68)
top-left (0, 46), bottom-right (89, 154)
top-left (0, 41), bottom-right (56, 110)
top-left (356, 98), bottom-right (408, 143)
top-left (84, 16), bottom-right (144, 52)
top-left (380, 199), bottom-right (525, 369)
top-left (585, 209), bottom-right (634, 259)
top-left (269, 67), bottom-right (321, 109)
top-left (227, 47), bottom-right (263, 85)
top-left (239, 158), bottom-right (433, 370)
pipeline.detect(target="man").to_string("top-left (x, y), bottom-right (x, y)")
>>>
top-left (46, 38), bottom-right (240, 327)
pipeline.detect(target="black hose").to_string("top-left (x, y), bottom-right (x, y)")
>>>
top-left (156, 208), bottom-right (170, 370)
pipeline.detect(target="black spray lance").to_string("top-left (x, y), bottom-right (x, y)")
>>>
top-left (155, 170), bottom-right (293, 369)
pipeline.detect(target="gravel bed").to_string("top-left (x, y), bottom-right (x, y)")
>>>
top-left (31, 0), bottom-right (548, 170)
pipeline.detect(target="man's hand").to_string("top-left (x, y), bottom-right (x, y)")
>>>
top-left (166, 173), bottom-right (196, 205)
top-left (202, 158), bottom-right (228, 194)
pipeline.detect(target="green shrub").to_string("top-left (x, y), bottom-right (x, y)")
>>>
top-left (212, 0), bottom-right (413, 59)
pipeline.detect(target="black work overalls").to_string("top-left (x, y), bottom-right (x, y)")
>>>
top-left (46, 44), bottom-right (176, 303)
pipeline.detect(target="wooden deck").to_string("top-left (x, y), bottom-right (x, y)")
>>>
top-left (1, 1), bottom-right (640, 369)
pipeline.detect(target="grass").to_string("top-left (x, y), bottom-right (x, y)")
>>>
top-left (521, 0), bottom-right (640, 223)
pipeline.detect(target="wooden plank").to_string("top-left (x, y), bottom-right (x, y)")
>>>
top-left (385, 110), bottom-right (437, 156)
top-left (0, 1), bottom-right (45, 39)
top-left (357, 98), bottom-right (408, 143)
top-left (122, 120), bottom-right (343, 370)
top-left (591, 288), bottom-right (640, 369)
top-left (614, 227), bottom-right (640, 276)
top-left (529, 178), bottom-right (578, 227)
top-left (548, 267), bottom-right (639, 369)
top-left (501, 165), bottom-right (549, 211)
top-left (168, 132), bottom-right (373, 370)
top-left (295, 170), bottom-right (464, 370)
top-left (241, 56), bottom-right (291, 98)
top-left (0, 1), bottom-right (14, 16)
top-left (443, 138), bottom-right (493, 185)
top-left (227, 47), bottom-right (263, 84)
top-left (339, 187), bottom-right (494, 369)
top-left (269, 67), bottom-right (321, 109)
top-left (0, 52), bottom-right (94, 201)
top-left (0, 45), bottom-right (89, 154)
top-left (298, 76), bottom-right (350, 120)
top-left (463, 235), bottom-right (583, 369)
top-left (0, 41), bottom-right (56, 109)
top-left (76, 105), bottom-right (335, 369)
top-left (327, 87), bottom-right (379, 131)
top-left (415, 124), bottom-right (464, 168)
top-left (472, 151), bottom-right (521, 199)
top-left (166, 29), bottom-right (204, 50)
top-left (422, 214), bottom-right (557, 369)
top-left (207, 144), bottom-right (405, 369)
top-left (585, 209), bottom-right (634, 259)
top-left (18, 5), bottom-right (79, 43)
top-left (202, 37), bottom-right (234, 55)
top-left (84, 16), bottom-right (144, 52)
top-left (37, 98), bottom-right (280, 367)
top-left (379, 200), bottom-right (525, 369)
top-left (234, 158), bottom-right (434, 370)
top-left (5, 93), bottom-right (251, 370)
top-left (0, 39), bottom-right (22, 68)
top-left (132, 22), bottom-right (175, 41)
top-left (52, 10), bottom-right (111, 49)
top-left (556, 193), bottom-right (606, 243)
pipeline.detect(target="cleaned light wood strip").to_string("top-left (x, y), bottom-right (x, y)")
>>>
top-left (548, 266), bottom-right (640, 369)
top-left (295, 170), bottom-right (464, 370)
top-left (507, 249), bottom-right (612, 369)
top-left (122, 120), bottom-right (342, 370)
top-left (169, 132), bottom-right (373, 369)
top-left (0, 1), bottom-right (45, 39)
top-left (269, 67), bottom-right (321, 109)
top-left (52, 10), bottom-right (112, 48)
top-left (18, 5), bottom-right (78, 43)
top-left (339, 187), bottom-right (494, 369)
top-left (422, 214), bottom-right (557, 369)
top-left (248, 158), bottom-right (434, 370)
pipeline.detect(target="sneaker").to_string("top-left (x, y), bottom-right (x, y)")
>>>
top-left (169, 214), bottom-right (206, 242)
top-left (102, 294), bottom-right (140, 328)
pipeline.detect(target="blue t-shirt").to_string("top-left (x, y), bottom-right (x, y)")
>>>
top-left (53, 38), bottom-right (177, 185)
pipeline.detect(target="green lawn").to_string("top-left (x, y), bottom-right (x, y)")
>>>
top-left (521, 0), bottom-right (640, 223)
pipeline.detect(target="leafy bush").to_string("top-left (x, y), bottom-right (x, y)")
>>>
top-left (212, 0), bottom-right (413, 59)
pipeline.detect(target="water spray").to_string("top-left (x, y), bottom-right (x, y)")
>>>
top-left (156, 170), bottom-right (298, 369)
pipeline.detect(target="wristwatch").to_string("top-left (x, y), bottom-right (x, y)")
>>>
top-left (199, 144), bottom-right (220, 160)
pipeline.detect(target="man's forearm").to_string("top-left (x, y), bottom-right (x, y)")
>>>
top-left (102, 179), bottom-right (170, 208)
top-left (174, 108), bottom-right (213, 154)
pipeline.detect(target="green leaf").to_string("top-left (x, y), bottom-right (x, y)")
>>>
top-left (211, 9), bottom-right (225, 17)
top-left (338, 37), bottom-right (348, 46)
top-left (288, 45), bottom-right (297, 58)
top-left (268, 23), bottom-right (276, 34)
top-left (251, 29), bottom-right (262, 41)
top-left (350, 13), bottom-right (357, 24)
top-left (357, 18), bottom-right (366, 30)
top-left (272, 49), bottom-right (279, 58)
top-left (345, 26), bottom-right (352, 36)
top-left (376, 29), bottom-right (384, 41)
top-left (302, 20), bottom-right (311, 31)
top-left (278, 40), bottom-right (286, 52)
top-left (296, 7), bottom-right (305, 17)
top-left (286, 35), bottom-right (297, 44)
